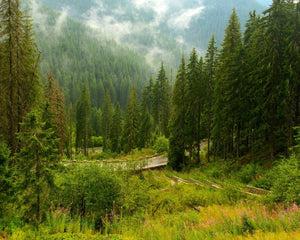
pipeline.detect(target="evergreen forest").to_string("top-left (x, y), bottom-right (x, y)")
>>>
top-left (0, 0), bottom-right (299, 239)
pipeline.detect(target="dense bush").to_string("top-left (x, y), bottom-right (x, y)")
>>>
top-left (0, 141), bottom-right (12, 219)
top-left (55, 164), bottom-right (122, 225)
top-left (236, 162), bottom-right (263, 184)
top-left (153, 136), bottom-right (169, 153)
top-left (267, 154), bottom-right (300, 204)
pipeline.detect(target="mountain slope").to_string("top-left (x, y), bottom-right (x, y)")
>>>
top-left (26, 1), bottom-right (151, 108)
top-left (32, 0), bottom-right (267, 59)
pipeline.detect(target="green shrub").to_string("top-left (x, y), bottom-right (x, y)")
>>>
top-left (153, 136), bottom-right (169, 153)
top-left (267, 154), bottom-right (300, 204)
top-left (55, 164), bottom-right (122, 226)
top-left (237, 162), bottom-right (263, 184)
top-left (0, 141), bottom-right (11, 218)
top-left (89, 136), bottom-right (103, 148)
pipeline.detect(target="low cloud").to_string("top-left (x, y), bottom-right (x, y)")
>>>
top-left (131, 0), bottom-right (170, 25)
top-left (168, 6), bottom-right (205, 30)
top-left (28, 0), bottom-right (68, 37)
top-left (145, 46), bottom-right (177, 69)
top-left (55, 7), bottom-right (69, 34)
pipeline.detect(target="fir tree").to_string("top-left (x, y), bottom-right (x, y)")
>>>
top-left (16, 108), bottom-right (59, 228)
top-left (44, 70), bottom-right (67, 156)
top-left (204, 35), bottom-right (218, 162)
top-left (212, 9), bottom-right (243, 159)
top-left (90, 107), bottom-right (102, 137)
top-left (122, 88), bottom-right (139, 153)
top-left (110, 102), bottom-right (122, 153)
top-left (153, 63), bottom-right (170, 137)
top-left (168, 56), bottom-right (187, 170)
top-left (0, 0), bottom-right (42, 155)
top-left (101, 90), bottom-right (113, 151)
top-left (137, 107), bottom-right (152, 149)
top-left (75, 83), bottom-right (91, 156)
top-left (260, 1), bottom-right (290, 158)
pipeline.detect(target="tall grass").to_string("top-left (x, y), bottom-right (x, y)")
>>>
top-left (46, 203), bottom-right (95, 234)
top-left (120, 201), bottom-right (300, 239)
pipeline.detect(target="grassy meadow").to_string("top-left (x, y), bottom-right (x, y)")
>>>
top-left (1, 149), bottom-right (299, 240)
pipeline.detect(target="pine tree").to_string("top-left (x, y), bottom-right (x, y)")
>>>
top-left (75, 83), bottom-right (91, 156)
top-left (110, 102), bottom-right (122, 153)
top-left (153, 63), bottom-right (170, 137)
top-left (0, 0), bottom-right (42, 155)
top-left (122, 88), bottom-right (139, 153)
top-left (168, 56), bottom-right (187, 171)
top-left (16, 108), bottom-right (59, 228)
top-left (101, 90), bottom-right (113, 151)
top-left (44, 70), bottom-right (67, 156)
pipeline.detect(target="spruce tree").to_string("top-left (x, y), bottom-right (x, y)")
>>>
top-left (16, 108), bottom-right (59, 228)
top-left (137, 107), bottom-right (152, 149)
top-left (75, 83), bottom-right (91, 156)
top-left (110, 102), bottom-right (122, 153)
top-left (153, 63), bottom-right (170, 137)
top-left (186, 49), bottom-right (206, 163)
top-left (122, 88), bottom-right (139, 153)
top-left (90, 107), bottom-right (102, 137)
top-left (260, 1), bottom-right (290, 158)
top-left (168, 56), bottom-right (187, 171)
top-left (0, 141), bottom-right (11, 218)
top-left (101, 90), bottom-right (113, 151)
top-left (204, 36), bottom-right (218, 162)
top-left (212, 9), bottom-right (243, 159)
top-left (44, 70), bottom-right (67, 156)
top-left (0, 0), bottom-right (42, 155)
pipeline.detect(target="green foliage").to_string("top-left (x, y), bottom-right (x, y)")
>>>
top-left (137, 107), bottom-right (152, 149)
top-left (101, 90), bottom-right (113, 152)
top-left (236, 162), bottom-right (263, 184)
top-left (0, 141), bottom-right (11, 217)
top-left (75, 83), bottom-right (91, 156)
top-left (169, 56), bottom-right (188, 170)
top-left (122, 88), bottom-right (139, 153)
top-left (267, 154), bottom-right (300, 204)
top-left (89, 136), bottom-right (103, 148)
top-left (110, 102), bottom-right (122, 153)
top-left (0, 0), bottom-right (43, 154)
top-left (152, 63), bottom-right (170, 137)
top-left (153, 136), bottom-right (169, 154)
top-left (56, 164), bottom-right (122, 222)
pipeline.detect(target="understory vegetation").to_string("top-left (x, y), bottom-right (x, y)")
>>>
top-left (1, 147), bottom-right (299, 239)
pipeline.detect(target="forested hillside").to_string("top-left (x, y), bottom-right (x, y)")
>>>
top-left (28, 2), bottom-right (151, 108)
top-left (33, 0), bottom-right (266, 66)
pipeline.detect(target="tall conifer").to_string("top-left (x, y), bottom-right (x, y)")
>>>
top-left (153, 63), bottom-right (170, 137)
top-left (122, 88), bottom-right (139, 153)
top-left (75, 83), bottom-right (91, 156)
top-left (110, 102), bottom-right (122, 153)
top-left (0, 0), bottom-right (42, 155)
top-left (169, 56), bottom-right (187, 170)
top-left (101, 90), bottom-right (113, 151)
